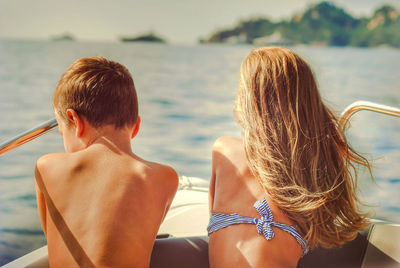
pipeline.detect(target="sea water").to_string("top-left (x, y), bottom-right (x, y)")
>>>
top-left (0, 40), bottom-right (399, 265)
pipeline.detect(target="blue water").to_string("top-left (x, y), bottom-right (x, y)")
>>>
top-left (0, 40), bottom-right (399, 265)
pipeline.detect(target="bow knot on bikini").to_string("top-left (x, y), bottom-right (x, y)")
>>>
top-left (253, 198), bottom-right (274, 240)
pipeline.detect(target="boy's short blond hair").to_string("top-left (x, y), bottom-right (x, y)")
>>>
top-left (53, 57), bottom-right (138, 128)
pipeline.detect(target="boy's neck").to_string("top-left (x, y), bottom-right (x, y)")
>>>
top-left (84, 124), bottom-right (134, 155)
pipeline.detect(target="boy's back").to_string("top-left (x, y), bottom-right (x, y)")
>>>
top-left (35, 56), bottom-right (179, 267)
top-left (36, 140), bottom-right (177, 267)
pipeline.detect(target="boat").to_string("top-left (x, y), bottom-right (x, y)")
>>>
top-left (0, 101), bottom-right (399, 268)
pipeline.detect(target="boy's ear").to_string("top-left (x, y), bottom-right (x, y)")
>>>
top-left (131, 116), bottom-right (141, 139)
top-left (66, 109), bottom-right (85, 137)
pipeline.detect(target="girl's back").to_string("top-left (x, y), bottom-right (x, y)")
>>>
top-left (209, 137), bottom-right (302, 268)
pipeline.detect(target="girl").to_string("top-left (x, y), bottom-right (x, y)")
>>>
top-left (208, 47), bottom-right (372, 267)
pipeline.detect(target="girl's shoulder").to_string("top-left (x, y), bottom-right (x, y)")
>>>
top-left (213, 136), bottom-right (242, 152)
top-left (212, 136), bottom-right (247, 169)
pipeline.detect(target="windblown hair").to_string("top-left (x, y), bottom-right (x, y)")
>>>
top-left (53, 56), bottom-right (138, 128)
top-left (237, 47), bottom-right (372, 249)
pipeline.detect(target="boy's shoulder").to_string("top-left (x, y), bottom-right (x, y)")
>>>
top-left (139, 160), bottom-right (179, 200)
top-left (36, 150), bottom-right (84, 169)
top-left (35, 152), bottom-right (76, 194)
top-left (143, 159), bottom-right (175, 175)
top-left (35, 150), bottom-right (88, 185)
top-left (145, 159), bottom-right (178, 179)
top-left (142, 160), bottom-right (179, 184)
top-left (36, 152), bottom-right (69, 172)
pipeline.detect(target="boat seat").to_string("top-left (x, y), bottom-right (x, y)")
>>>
top-left (150, 222), bottom-right (400, 268)
top-left (298, 222), bottom-right (400, 268)
top-left (2, 222), bottom-right (399, 268)
top-left (361, 222), bottom-right (400, 268)
top-left (151, 236), bottom-right (209, 268)
top-left (297, 228), bottom-right (370, 268)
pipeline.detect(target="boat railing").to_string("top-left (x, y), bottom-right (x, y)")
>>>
top-left (0, 118), bottom-right (58, 156)
top-left (339, 100), bottom-right (400, 131)
top-left (1, 101), bottom-right (400, 157)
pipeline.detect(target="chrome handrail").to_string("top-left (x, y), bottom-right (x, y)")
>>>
top-left (0, 101), bottom-right (399, 157)
top-left (339, 101), bottom-right (400, 131)
top-left (0, 118), bottom-right (58, 156)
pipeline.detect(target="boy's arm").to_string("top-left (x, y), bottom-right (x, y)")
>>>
top-left (35, 164), bottom-right (47, 236)
top-left (162, 166), bottom-right (179, 221)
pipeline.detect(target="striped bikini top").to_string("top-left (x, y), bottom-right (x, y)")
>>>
top-left (207, 198), bottom-right (309, 256)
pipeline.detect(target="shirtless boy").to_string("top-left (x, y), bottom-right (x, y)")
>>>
top-left (35, 57), bottom-right (178, 267)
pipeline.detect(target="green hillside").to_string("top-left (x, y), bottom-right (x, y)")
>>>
top-left (202, 1), bottom-right (400, 48)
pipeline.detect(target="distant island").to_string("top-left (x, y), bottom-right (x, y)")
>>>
top-left (201, 1), bottom-right (400, 48)
top-left (51, 33), bottom-right (75, 41)
top-left (120, 33), bottom-right (166, 43)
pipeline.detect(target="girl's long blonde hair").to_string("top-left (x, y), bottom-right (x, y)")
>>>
top-left (238, 47), bottom-right (372, 249)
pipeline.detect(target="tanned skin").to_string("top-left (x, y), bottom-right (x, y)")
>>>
top-left (208, 136), bottom-right (302, 268)
top-left (35, 110), bottom-right (178, 267)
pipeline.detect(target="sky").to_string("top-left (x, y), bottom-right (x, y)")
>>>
top-left (0, 0), bottom-right (399, 44)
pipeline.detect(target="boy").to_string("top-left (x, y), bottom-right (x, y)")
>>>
top-left (35, 57), bottom-right (178, 267)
